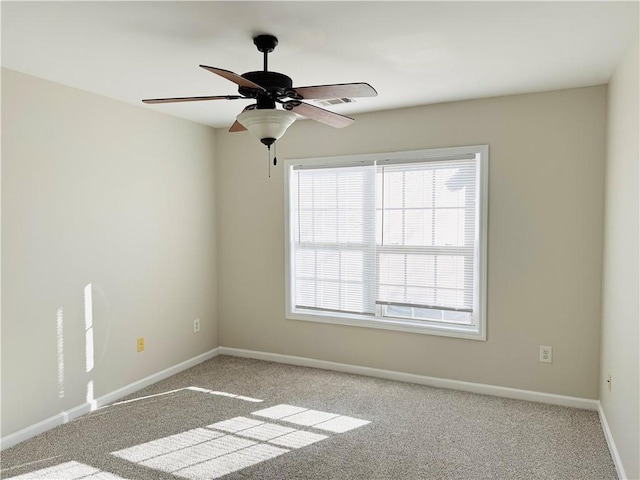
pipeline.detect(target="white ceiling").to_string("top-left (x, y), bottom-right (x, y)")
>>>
top-left (2, 1), bottom-right (638, 128)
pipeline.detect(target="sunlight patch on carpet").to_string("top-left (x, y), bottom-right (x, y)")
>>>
top-left (176, 443), bottom-right (289, 480)
top-left (232, 422), bottom-right (297, 441)
top-left (276, 409), bottom-right (340, 426)
top-left (109, 403), bottom-right (370, 479)
top-left (249, 404), bottom-right (307, 419)
top-left (207, 416), bottom-right (264, 433)
top-left (141, 435), bottom-right (257, 472)
top-left (267, 430), bottom-right (328, 448)
top-left (112, 428), bottom-right (224, 463)
top-left (8, 461), bottom-right (126, 479)
top-left (252, 404), bottom-right (371, 431)
top-left (313, 415), bottom-right (371, 432)
top-left (108, 387), bottom-right (263, 409)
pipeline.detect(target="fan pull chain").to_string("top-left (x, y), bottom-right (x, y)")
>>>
top-left (267, 145), bottom-right (271, 178)
top-left (265, 142), bottom-right (279, 178)
top-left (273, 142), bottom-right (277, 166)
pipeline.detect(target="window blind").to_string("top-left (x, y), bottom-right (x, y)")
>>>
top-left (291, 156), bottom-right (478, 318)
top-left (376, 159), bottom-right (477, 313)
top-left (292, 164), bottom-right (377, 315)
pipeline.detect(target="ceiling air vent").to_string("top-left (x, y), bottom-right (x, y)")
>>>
top-left (315, 98), bottom-right (355, 107)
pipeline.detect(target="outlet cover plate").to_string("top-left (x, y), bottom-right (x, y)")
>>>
top-left (539, 345), bottom-right (552, 363)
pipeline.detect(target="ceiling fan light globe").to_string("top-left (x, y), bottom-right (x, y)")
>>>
top-left (236, 109), bottom-right (296, 144)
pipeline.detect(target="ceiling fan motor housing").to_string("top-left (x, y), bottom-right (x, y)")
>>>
top-left (239, 71), bottom-right (296, 108)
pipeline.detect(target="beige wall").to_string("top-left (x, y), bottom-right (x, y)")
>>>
top-left (1, 69), bottom-right (218, 436)
top-left (600, 32), bottom-right (640, 480)
top-left (216, 86), bottom-right (607, 399)
top-left (0, 66), bottom-right (616, 444)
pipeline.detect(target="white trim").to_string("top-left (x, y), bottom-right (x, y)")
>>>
top-left (283, 145), bottom-right (489, 341)
top-left (0, 348), bottom-right (220, 450)
top-left (286, 310), bottom-right (484, 340)
top-left (0, 402), bottom-right (92, 451)
top-left (219, 347), bottom-right (598, 411)
top-left (598, 401), bottom-right (627, 479)
top-left (285, 144), bottom-right (488, 168)
top-left (477, 144), bottom-right (489, 341)
top-left (95, 348), bottom-right (219, 408)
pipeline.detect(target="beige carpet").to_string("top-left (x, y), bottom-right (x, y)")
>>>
top-left (1, 355), bottom-right (617, 479)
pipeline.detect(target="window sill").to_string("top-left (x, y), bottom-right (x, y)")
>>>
top-left (286, 310), bottom-right (486, 341)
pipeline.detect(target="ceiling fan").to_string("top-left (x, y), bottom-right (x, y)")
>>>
top-left (142, 34), bottom-right (377, 149)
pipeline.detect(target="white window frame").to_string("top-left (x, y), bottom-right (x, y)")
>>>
top-left (284, 145), bottom-right (488, 340)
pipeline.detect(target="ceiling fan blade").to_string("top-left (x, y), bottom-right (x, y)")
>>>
top-left (229, 121), bottom-right (247, 132)
top-left (290, 102), bottom-right (354, 128)
top-left (142, 95), bottom-right (247, 104)
top-left (292, 82), bottom-right (377, 100)
top-left (199, 65), bottom-right (265, 91)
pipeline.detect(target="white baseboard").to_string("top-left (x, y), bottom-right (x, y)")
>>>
top-left (0, 402), bottom-right (92, 451)
top-left (95, 348), bottom-right (219, 408)
top-left (218, 347), bottom-right (599, 411)
top-left (2, 345), bottom-right (602, 453)
top-left (1, 348), bottom-right (220, 450)
top-left (598, 401), bottom-right (627, 479)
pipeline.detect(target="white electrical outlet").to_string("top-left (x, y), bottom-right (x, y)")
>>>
top-left (539, 345), bottom-right (552, 363)
top-left (193, 318), bottom-right (200, 334)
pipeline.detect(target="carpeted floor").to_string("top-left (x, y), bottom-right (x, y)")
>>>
top-left (1, 355), bottom-right (617, 479)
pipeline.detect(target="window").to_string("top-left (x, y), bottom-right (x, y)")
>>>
top-left (284, 145), bottom-right (488, 340)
